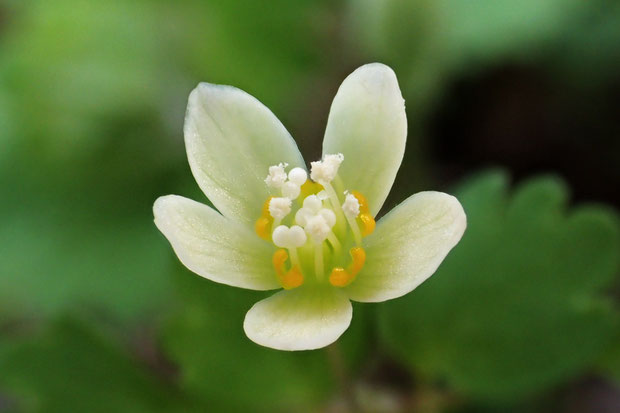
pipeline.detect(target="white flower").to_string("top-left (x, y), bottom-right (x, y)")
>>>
top-left (154, 63), bottom-right (466, 351)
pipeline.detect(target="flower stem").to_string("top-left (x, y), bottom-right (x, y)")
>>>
top-left (325, 341), bottom-right (357, 411)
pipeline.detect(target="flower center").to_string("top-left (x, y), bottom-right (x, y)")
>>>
top-left (255, 154), bottom-right (376, 289)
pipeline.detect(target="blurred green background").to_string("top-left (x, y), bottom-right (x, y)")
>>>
top-left (1, 0), bottom-right (620, 412)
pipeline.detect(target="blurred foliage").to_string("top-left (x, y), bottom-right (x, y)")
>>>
top-left (1, 0), bottom-right (326, 162)
top-left (161, 263), bottom-right (371, 412)
top-left (0, 0), bottom-right (328, 319)
top-left (0, 318), bottom-right (201, 413)
top-left (347, 0), bottom-right (620, 114)
top-left (162, 267), bottom-right (333, 412)
top-left (379, 171), bottom-right (620, 401)
top-left (598, 331), bottom-right (620, 385)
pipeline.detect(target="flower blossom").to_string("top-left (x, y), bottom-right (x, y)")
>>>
top-left (154, 63), bottom-right (466, 351)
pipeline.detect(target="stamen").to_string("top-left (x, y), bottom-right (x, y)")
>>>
top-left (323, 182), bottom-right (347, 233)
top-left (319, 209), bottom-right (336, 228)
top-left (317, 190), bottom-right (329, 201)
top-left (344, 212), bottom-right (362, 246)
top-left (342, 193), bottom-right (360, 217)
top-left (305, 215), bottom-right (332, 244)
top-left (323, 153), bottom-right (344, 170)
top-left (268, 197), bottom-right (291, 220)
top-left (310, 153), bottom-right (343, 185)
top-left (303, 194), bottom-right (322, 212)
top-left (288, 167), bottom-right (308, 186)
top-left (288, 247), bottom-right (302, 269)
top-left (281, 181), bottom-right (301, 199)
top-left (265, 163), bottom-right (288, 188)
top-left (295, 208), bottom-right (311, 227)
top-left (272, 225), bottom-right (307, 249)
top-left (326, 231), bottom-right (342, 255)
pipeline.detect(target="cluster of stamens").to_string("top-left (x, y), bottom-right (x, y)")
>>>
top-left (255, 154), bottom-right (376, 290)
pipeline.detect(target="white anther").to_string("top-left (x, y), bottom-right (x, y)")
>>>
top-left (323, 153), bottom-right (344, 170)
top-left (288, 225), bottom-right (307, 247)
top-left (281, 181), bottom-right (301, 199)
top-left (288, 167), bottom-right (307, 186)
top-left (295, 208), bottom-right (311, 227)
top-left (264, 163), bottom-right (288, 188)
top-left (317, 190), bottom-right (329, 201)
top-left (342, 193), bottom-right (360, 217)
top-left (272, 225), bottom-right (307, 248)
top-left (310, 153), bottom-right (343, 184)
top-left (305, 215), bottom-right (331, 243)
top-left (302, 195), bottom-right (322, 213)
top-left (272, 225), bottom-right (289, 247)
top-left (310, 161), bottom-right (331, 185)
top-left (319, 209), bottom-right (336, 228)
top-left (268, 197), bottom-right (291, 219)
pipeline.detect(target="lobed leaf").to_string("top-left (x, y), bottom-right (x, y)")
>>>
top-left (379, 171), bottom-right (620, 400)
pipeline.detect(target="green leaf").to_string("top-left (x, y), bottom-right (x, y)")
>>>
top-left (0, 0), bottom-right (326, 163)
top-left (162, 263), bottom-right (363, 412)
top-left (0, 318), bottom-right (200, 413)
top-left (378, 171), bottom-right (620, 400)
top-left (0, 193), bottom-right (173, 319)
